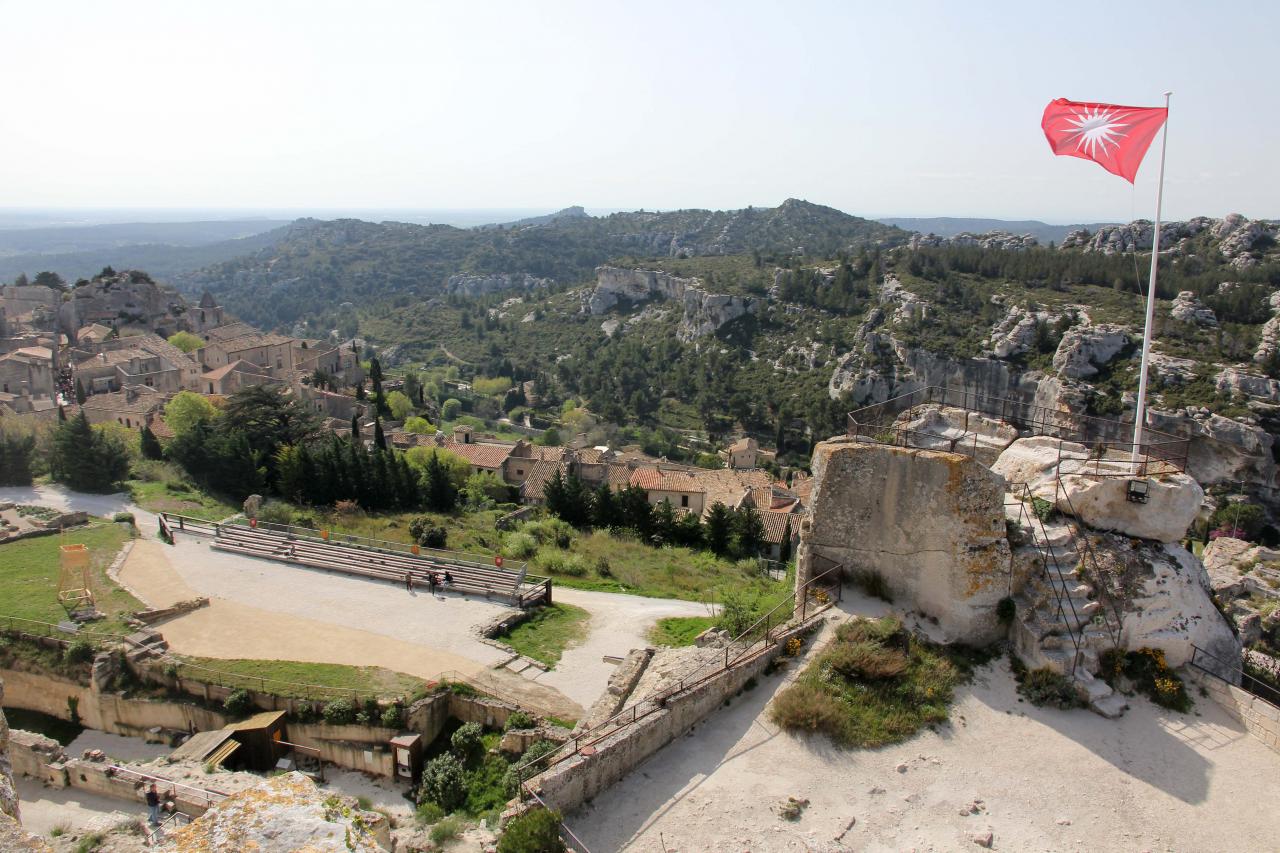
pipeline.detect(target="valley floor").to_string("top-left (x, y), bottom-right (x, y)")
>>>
top-left (570, 618), bottom-right (1280, 853)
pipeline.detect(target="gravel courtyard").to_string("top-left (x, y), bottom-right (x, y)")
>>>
top-left (569, 615), bottom-right (1280, 853)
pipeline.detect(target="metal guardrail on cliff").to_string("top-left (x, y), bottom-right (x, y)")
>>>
top-left (847, 385), bottom-right (1189, 477)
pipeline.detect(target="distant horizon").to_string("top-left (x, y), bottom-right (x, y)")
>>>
top-left (0, 204), bottom-right (1270, 231)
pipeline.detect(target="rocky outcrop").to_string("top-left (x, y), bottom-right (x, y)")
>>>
top-left (1255, 315), bottom-right (1280, 365)
top-left (0, 679), bottom-right (50, 852)
top-left (1215, 366), bottom-right (1280, 402)
top-left (878, 274), bottom-right (928, 324)
top-left (909, 231), bottom-right (1038, 251)
top-left (1170, 291), bottom-right (1217, 326)
top-left (891, 404), bottom-right (1018, 466)
top-left (1060, 218), bottom-right (1212, 255)
top-left (1213, 213), bottom-right (1270, 268)
top-left (798, 438), bottom-right (1010, 644)
top-left (585, 266), bottom-right (760, 342)
top-left (1119, 543), bottom-right (1241, 672)
top-left (1, 679), bottom-right (16, 825)
top-left (1148, 353), bottom-right (1198, 385)
top-left (1148, 409), bottom-right (1276, 492)
top-left (445, 272), bottom-right (551, 297)
top-left (60, 270), bottom-right (192, 339)
top-left (167, 772), bottom-right (388, 851)
top-left (992, 438), bottom-right (1203, 542)
top-left (1052, 323), bottom-right (1130, 379)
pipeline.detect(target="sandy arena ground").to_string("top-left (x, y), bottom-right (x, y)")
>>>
top-left (0, 484), bottom-right (710, 720)
top-left (570, 612), bottom-right (1280, 853)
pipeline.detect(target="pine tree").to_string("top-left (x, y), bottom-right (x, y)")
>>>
top-left (732, 504), bottom-right (765, 559)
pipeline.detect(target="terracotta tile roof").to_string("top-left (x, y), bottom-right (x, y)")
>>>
top-left (81, 387), bottom-right (167, 415)
top-left (202, 359), bottom-right (269, 382)
top-left (202, 323), bottom-right (260, 342)
top-left (746, 485), bottom-right (802, 513)
top-left (527, 445), bottom-right (565, 462)
top-left (520, 460), bottom-right (564, 501)
top-left (759, 510), bottom-right (797, 545)
top-left (728, 437), bottom-right (756, 452)
top-left (3, 346), bottom-right (52, 363)
top-left (691, 468), bottom-right (774, 514)
top-left (149, 417), bottom-right (175, 439)
top-left (440, 439), bottom-right (513, 470)
top-left (75, 348), bottom-right (151, 370)
top-left (629, 468), bottom-right (704, 493)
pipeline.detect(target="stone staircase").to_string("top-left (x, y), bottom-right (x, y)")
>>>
top-left (1008, 507), bottom-right (1128, 717)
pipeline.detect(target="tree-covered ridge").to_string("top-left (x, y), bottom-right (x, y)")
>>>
top-left (172, 200), bottom-right (908, 331)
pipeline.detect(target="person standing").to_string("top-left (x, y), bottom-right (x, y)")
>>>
top-left (145, 783), bottom-right (161, 825)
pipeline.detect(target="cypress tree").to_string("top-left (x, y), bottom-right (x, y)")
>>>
top-left (373, 418), bottom-right (387, 451)
top-left (74, 378), bottom-right (87, 405)
top-left (351, 413), bottom-right (360, 443)
top-left (140, 425), bottom-right (163, 460)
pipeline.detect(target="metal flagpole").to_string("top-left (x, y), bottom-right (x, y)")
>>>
top-left (1131, 91), bottom-right (1173, 468)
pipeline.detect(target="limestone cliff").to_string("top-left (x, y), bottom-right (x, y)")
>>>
top-left (0, 679), bottom-right (53, 852)
top-left (445, 272), bottom-right (552, 297)
top-left (585, 266), bottom-right (760, 342)
top-left (798, 438), bottom-right (1011, 644)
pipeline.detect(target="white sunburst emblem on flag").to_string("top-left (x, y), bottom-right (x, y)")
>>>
top-left (1061, 108), bottom-right (1130, 158)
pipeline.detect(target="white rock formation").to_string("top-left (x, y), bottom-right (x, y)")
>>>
top-left (445, 272), bottom-right (551, 297)
top-left (167, 772), bottom-right (387, 851)
top-left (1121, 544), bottom-right (1241, 671)
top-left (1148, 353), bottom-right (1198, 385)
top-left (1215, 366), bottom-right (1280, 402)
top-left (1148, 409), bottom-right (1275, 490)
top-left (992, 437), bottom-right (1203, 542)
top-left (1255, 314), bottom-right (1280, 365)
top-left (1054, 471), bottom-right (1203, 543)
top-left (0, 680), bottom-right (15, 825)
top-left (1169, 291), bottom-right (1217, 326)
top-left (892, 404), bottom-right (1018, 466)
top-left (909, 231), bottom-right (1038, 251)
top-left (1052, 324), bottom-right (1130, 379)
top-left (878, 274), bottom-right (928, 324)
top-left (585, 266), bottom-right (759, 342)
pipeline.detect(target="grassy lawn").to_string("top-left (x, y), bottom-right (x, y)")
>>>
top-left (127, 478), bottom-right (240, 521)
top-left (170, 656), bottom-right (425, 700)
top-left (497, 603), bottom-right (590, 668)
top-left (769, 616), bottom-right (965, 748)
top-left (0, 520), bottom-right (139, 634)
top-left (649, 616), bottom-right (716, 647)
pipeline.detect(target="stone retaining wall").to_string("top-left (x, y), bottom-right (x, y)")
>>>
top-left (577, 648), bottom-right (653, 732)
top-left (522, 619), bottom-right (823, 816)
top-left (1186, 666), bottom-right (1280, 753)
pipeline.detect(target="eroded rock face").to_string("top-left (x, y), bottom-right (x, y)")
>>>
top-left (0, 680), bottom-right (16, 824)
top-left (1215, 366), bottom-right (1280, 402)
top-left (1170, 291), bottom-right (1217, 326)
top-left (799, 438), bottom-right (1010, 644)
top-left (1055, 472), bottom-right (1203, 543)
top-left (585, 266), bottom-right (759, 341)
top-left (1121, 544), bottom-right (1241, 673)
top-left (1052, 323), bottom-right (1130, 379)
top-left (891, 404), bottom-right (1018, 466)
top-left (445, 272), bottom-right (551, 297)
top-left (1148, 409), bottom-right (1276, 491)
top-left (991, 437), bottom-right (1203, 542)
top-left (166, 772), bottom-right (387, 852)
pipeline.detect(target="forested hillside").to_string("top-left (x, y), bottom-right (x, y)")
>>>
top-left (172, 200), bottom-right (908, 331)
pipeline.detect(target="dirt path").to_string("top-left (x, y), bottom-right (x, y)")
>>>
top-left (570, 620), bottom-right (1280, 852)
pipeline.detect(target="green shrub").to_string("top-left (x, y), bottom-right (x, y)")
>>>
top-left (430, 815), bottom-right (464, 845)
top-left (594, 556), bottom-right (612, 578)
top-left (408, 516), bottom-right (448, 548)
top-left (1016, 666), bottom-right (1085, 709)
top-left (526, 518), bottom-right (574, 549)
top-left (65, 639), bottom-right (95, 665)
top-left (497, 807), bottom-right (566, 853)
top-left (504, 710), bottom-right (535, 731)
top-left (1120, 647), bottom-right (1192, 712)
top-left (322, 697), bottom-right (357, 725)
top-left (451, 721), bottom-right (485, 765)
top-left (825, 640), bottom-right (909, 680)
top-left (505, 531), bottom-right (538, 559)
top-left (415, 801), bottom-right (444, 825)
top-left (256, 500), bottom-right (295, 526)
top-left (768, 682), bottom-right (847, 731)
top-left (503, 739), bottom-right (558, 796)
top-left (380, 704), bottom-right (404, 729)
top-left (223, 688), bottom-right (254, 718)
top-left (112, 512), bottom-right (136, 525)
top-left (418, 753), bottom-right (468, 812)
top-left (1030, 496), bottom-right (1056, 523)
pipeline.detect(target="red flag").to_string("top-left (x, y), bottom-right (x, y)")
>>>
top-left (1041, 98), bottom-right (1168, 183)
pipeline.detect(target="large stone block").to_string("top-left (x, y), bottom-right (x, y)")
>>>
top-left (800, 438), bottom-right (1010, 644)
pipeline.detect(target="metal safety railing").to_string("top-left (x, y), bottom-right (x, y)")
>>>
top-left (1189, 643), bottom-right (1280, 708)
top-left (514, 562), bottom-right (843, 793)
top-left (847, 384), bottom-right (1189, 476)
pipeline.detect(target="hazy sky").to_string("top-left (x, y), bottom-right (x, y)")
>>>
top-left (3, 0), bottom-right (1274, 222)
